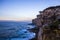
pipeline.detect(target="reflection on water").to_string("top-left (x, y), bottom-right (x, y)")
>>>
top-left (0, 21), bottom-right (35, 40)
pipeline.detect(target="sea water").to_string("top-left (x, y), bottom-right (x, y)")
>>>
top-left (0, 21), bottom-right (35, 40)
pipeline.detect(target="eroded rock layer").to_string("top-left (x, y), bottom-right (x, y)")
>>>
top-left (32, 6), bottom-right (60, 40)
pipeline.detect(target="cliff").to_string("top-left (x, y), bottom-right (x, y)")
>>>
top-left (32, 6), bottom-right (60, 40)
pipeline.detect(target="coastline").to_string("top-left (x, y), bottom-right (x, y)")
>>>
top-left (32, 6), bottom-right (60, 40)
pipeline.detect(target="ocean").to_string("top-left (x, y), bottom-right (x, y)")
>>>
top-left (0, 21), bottom-right (35, 40)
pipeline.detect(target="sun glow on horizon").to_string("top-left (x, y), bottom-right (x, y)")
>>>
top-left (0, 17), bottom-right (34, 21)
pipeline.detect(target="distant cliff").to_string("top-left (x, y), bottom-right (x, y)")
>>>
top-left (32, 6), bottom-right (60, 40)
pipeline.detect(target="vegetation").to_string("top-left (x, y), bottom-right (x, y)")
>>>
top-left (43, 19), bottom-right (60, 40)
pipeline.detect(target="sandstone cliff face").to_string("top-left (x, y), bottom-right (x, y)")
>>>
top-left (32, 6), bottom-right (60, 40)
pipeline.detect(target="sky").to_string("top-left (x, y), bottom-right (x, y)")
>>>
top-left (0, 0), bottom-right (60, 21)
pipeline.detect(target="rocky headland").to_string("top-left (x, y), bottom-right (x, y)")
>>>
top-left (32, 6), bottom-right (60, 40)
